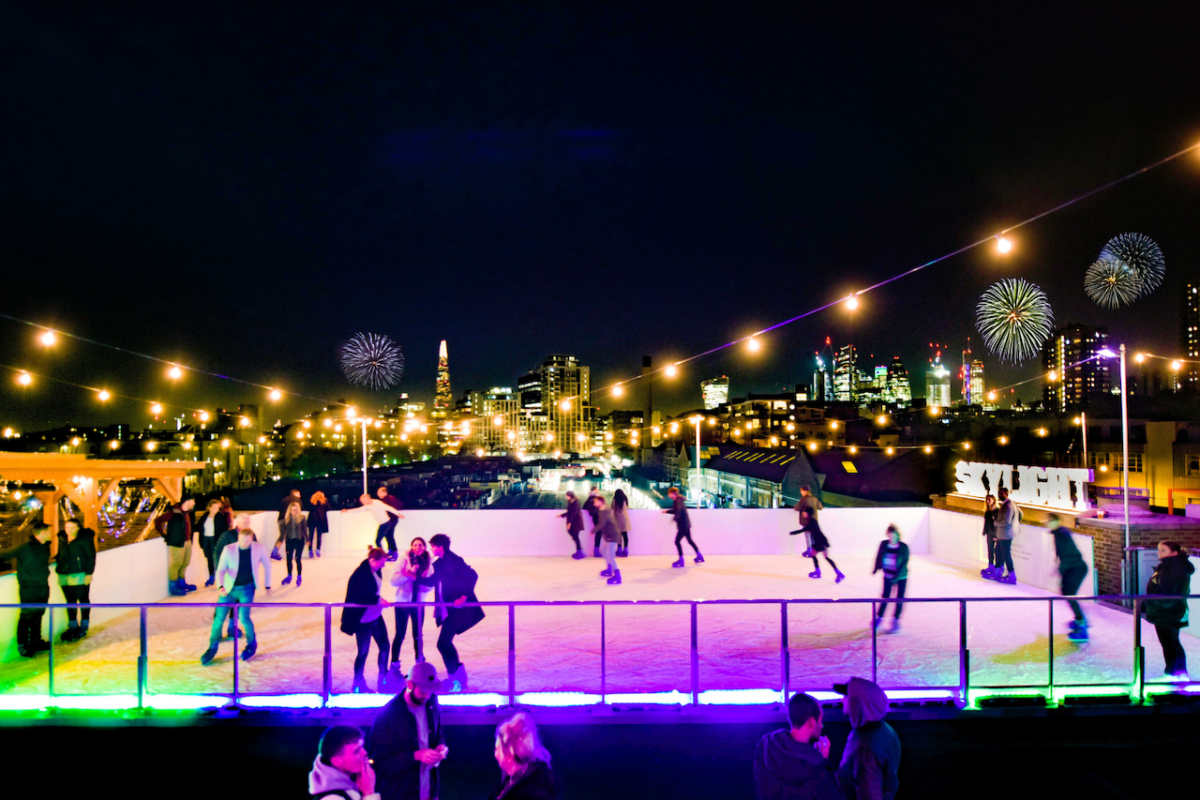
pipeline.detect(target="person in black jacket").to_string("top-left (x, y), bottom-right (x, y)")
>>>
top-left (342, 547), bottom-right (391, 693)
top-left (56, 518), bottom-right (97, 642)
top-left (197, 499), bottom-right (231, 588)
top-left (834, 677), bottom-right (900, 800)
top-left (872, 525), bottom-right (909, 634)
top-left (664, 487), bottom-right (703, 568)
top-left (1144, 540), bottom-right (1194, 679)
top-left (367, 660), bottom-right (448, 800)
top-left (308, 491), bottom-right (330, 558)
top-left (0, 521), bottom-right (55, 657)
top-left (1047, 514), bottom-right (1089, 642)
top-left (754, 692), bottom-right (842, 800)
top-left (582, 487), bottom-right (602, 557)
top-left (980, 494), bottom-right (999, 578)
top-left (154, 498), bottom-right (196, 595)
top-left (559, 492), bottom-right (585, 559)
top-left (488, 712), bottom-right (560, 800)
top-left (428, 533), bottom-right (484, 691)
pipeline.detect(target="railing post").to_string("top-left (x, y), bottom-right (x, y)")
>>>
top-left (870, 601), bottom-right (878, 684)
top-left (780, 601), bottom-right (789, 702)
top-left (232, 601), bottom-right (240, 705)
top-left (507, 604), bottom-right (516, 708)
top-left (958, 600), bottom-right (968, 707)
top-left (1047, 599), bottom-right (1055, 703)
top-left (322, 605), bottom-right (332, 707)
top-left (47, 605), bottom-right (55, 698)
top-left (600, 604), bottom-right (607, 704)
top-left (138, 607), bottom-right (148, 709)
top-left (1133, 598), bottom-right (1144, 704)
top-left (690, 602), bottom-right (700, 706)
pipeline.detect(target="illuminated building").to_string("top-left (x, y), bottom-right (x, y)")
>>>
top-left (963, 359), bottom-right (985, 406)
top-left (466, 387), bottom-right (519, 451)
top-left (925, 353), bottom-right (951, 408)
top-left (1042, 324), bottom-right (1111, 412)
top-left (833, 344), bottom-right (857, 402)
top-left (701, 376), bottom-right (729, 410)
top-left (517, 355), bottom-right (596, 453)
top-left (434, 340), bottom-right (452, 415)
top-left (1184, 283), bottom-right (1200, 389)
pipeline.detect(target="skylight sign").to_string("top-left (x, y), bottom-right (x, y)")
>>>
top-left (954, 461), bottom-right (1093, 511)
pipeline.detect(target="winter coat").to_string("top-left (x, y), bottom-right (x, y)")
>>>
top-left (0, 535), bottom-right (52, 585)
top-left (366, 692), bottom-right (445, 800)
top-left (307, 755), bottom-right (380, 800)
top-left (836, 678), bottom-right (901, 800)
top-left (793, 495), bottom-right (824, 521)
top-left (56, 528), bottom-right (97, 577)
top-left (431, 549), bottom-right (485, 634)
top-left (278, 493), bottom-right (303, 521)
top-left (670, 495), bottom-right (691, 530)
top-left (613, 503), bottom-right (631, 533)
top-left (280, 516), bottom-right (308, 542)
top-left (308, 502), bottom-right (330, 533)
top-left (154, 506), bottom-right (193, 547)
top-left (392, 552), bottom-right (435, 603)
top-left (198, 509), bottom-right (231, 541)
top-left (1145, 554), bottom-right (1194, 628)
top-left (582, 494), bottom-right (601, 525)
top-left (873, 541), bottom-right (909, 581)
top-left (341, 559), bottom-right (384, 634)
top-left (593, 508), bottom-right (621, 544)
top-left (982, 508), bottom-right (997, 538)
top-left (795, 516), bottom-right (830, 552)
top-left (560, 498), bottom-right (584, 534)
top-left (216, 541), bottom-right (271, 593)
top-left (1050, 527), bottom-right (1086, 575)
top-left (486, 760), bottom-right (562, 800)
top-left (754, 728), bottom-right (844, 800)
top-left (995, 499), bottom-right (1020, 541)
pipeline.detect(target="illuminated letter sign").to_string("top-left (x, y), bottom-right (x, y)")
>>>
top-left (953, 461), bottom-right (1093, 511)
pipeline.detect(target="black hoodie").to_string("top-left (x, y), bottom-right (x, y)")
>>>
top-left (1144, 553), bottom-right (1194, 628)
top-left (836, 678), bottom-right (900, 800)
top-left (754, 728), bottom-right (844, 800)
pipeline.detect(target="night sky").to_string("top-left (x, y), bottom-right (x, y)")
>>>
top-left (3, 4), bottom-right (1200, 430)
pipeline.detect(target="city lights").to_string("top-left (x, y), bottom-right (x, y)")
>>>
top-left (559, 399), bottom-right (572, 411)
top-left (302, 420), bottom-right (311, 429)
top-left (830, 421), bottom-right (839, 430)
top-left (198, 411), bottom-right (210, 422)
top-left (494, 415), bottom-right (504, 427)
top-left (70, 437), bottom-right (81, 446)
top-left (652, 426), bottom-right (661, 435)
top-left (374, 420), bottom-right (382, 429)
top-left (324, 419), bottom-right (333, 428)
top-left (1000, 436), bottom-right (1008, 445)
top-left (987, 391), bottom-right (997, 402)
top-left (167, 364), bottom-right (183, 380)
top-left (39, 330), bottom-right (57, 346)
top-left (2, 428), bottom-right (14, 438)
top-left (995, 235), bottom-right (1013, 254)
top-left (109, 440), bottom-right (119, 450)
top-left (929, 406), bottom-right (940, 415)
top-left (97, 389), bottom-right (110, 402)
top-left (221, 439), bottom-right (231, 449)
top-left (669, 422), bottom-right (679, 434)
top-left (1171, 360), bottom-right (1182, 371)
top-left (150, 402), bottom-right (163, 415)
top-left (876, 415), bottom-right (888, 425)
top-left (733, 428), bottom-right (742, 436)
top-left (808, 442), bottom-right (818, 452)
top-left (296, 430), bottom-right (304, 439)
top-left (846, 292), bottom-right (858, 311)
top-left (17, 371), bottom-right (32, 387)
top-left (476, 448), bottom-right (485, 457)
top-left (258, 436), bottom-right (267, 444)
top-left (1037, 428), bottom-right (1048, 437)
top-left (145, 441), bottom-right (157, 451)
top-left (269, 388), bottom-right (283, 401)
top-left (963, 442), bottom-right (971, 450)
top-left (507, 431), bottom-right (516, 442)
top-left (346, 408), bottom-right (357, 418)
top-left (553, 449), bottom-right (562, 459)
top-left (545, 432), bottom-right (554, 442)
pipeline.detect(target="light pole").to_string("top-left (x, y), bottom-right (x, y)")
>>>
top-left (689, 414), bottom-right (704, 503)
top-left (1098, 346), bottom-right (1130, 550)
top-left (359, 419), bottom-right (369, 496)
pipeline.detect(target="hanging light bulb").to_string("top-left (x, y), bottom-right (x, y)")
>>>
top-left (97, 389), bottom-right (111, 402)
top-left (612, 384), bottom-right (624, 397)
top-left (17, 371), bottom-right (32, 387)
top-left (493, 415), bottom-right (504, 427)
top-left (302, 420), bottom-right (312, 429)
top-left (268, 388), bottom-right (283, 401)
top-left (747, 337), bottom-right (761, 352)
top-left (665, 363), bottom-right (678, 378)
top-left (167, 364), bottom-right (183, 380)
top-left (849, 446), bottom-right (858, 455)
top-left (996, 235), bottom-right (1014, 254)
top-left (846, 293), bottom-right (858, 311)
top-left (1134, 353), bottom-right (1146, 364)
top-left (885, 447), bottom-right (895, 455)
top-left (924, 445), bottom-right (933, 454)
top-left (198, 411), bottom-right (210, 422)
top-left (559, 399), bottom-right (572, 411)
top-left (150, 402), bottom-right (163, 415)
top-left (39, 330), bottom-right (57, 347)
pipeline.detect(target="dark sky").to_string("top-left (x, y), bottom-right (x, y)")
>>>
top-left (3, 3), bottom-right (1200, 430)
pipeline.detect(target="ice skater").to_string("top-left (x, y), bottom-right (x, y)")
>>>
top-left (341, 547), bottom-right (391, 693)
top-left (1144, 540), bottom-right (1193, 680)
top-left (56, 518), bottom-right (97, 642)
top-left (980, 493), bottom-right (999, 578)
top-left (664, 487), bottom-right (703, 568)
top-left (593, 495), bottom-right (623, 585)
top-left (201, 519), bottom-right (271, 665)
top-left (428, 533), bottom-right (485, 691)
top-left (279, 501), bottom-right (308, 586)
top-left (793, 485), bottom-right (824, 559)
top-left (308, 491), bottom-right (330, 558)
top-left (560, 491), bottom-right (586, 559)
top-left (342, 491), bottom-right (406, 562)
top-left (1046, 513), bottom-right (1089, 642)
top-left (388, 536), bottom-right (435, 682)
top-left (583, 486), bottom-right (603, 557)
top-left (991, 487), bottom-right (1020, 585)
top-left (612, 488), bottom-right (631, 558)
top-left (797, 509), bottom-right (844, 583)
top-left (873, 524), bottom-right (909, 633)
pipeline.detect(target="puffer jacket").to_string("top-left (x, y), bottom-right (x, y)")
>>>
top-left (1145, 553), bottom-right (1194, 628)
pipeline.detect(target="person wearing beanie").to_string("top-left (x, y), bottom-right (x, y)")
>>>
top-left (834, 677), bottom-right (901, 800)
top-left (753, 692), bottom-right (842, 800)
top-left (56, 518), bottom-right (97, 642)
top-left (309, 725), bottom-right (379, 800)
top-left (367, 661), bottom-right (449, 800)
top-left (1, 521), bottom-right (55, 657)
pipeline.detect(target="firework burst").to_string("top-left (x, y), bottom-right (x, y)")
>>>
top-left (976, 278), bottom-right (1054, 363)
top-left (1100, 233), bottom-right (1164, 297)
top-left (1084, 257), bottom-right (1142, 309)
top-left (340, 333), bottom-right (404, 390)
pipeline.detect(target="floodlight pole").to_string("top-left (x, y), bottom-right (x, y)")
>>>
top-left (361, 419), bottom-right (369, 496)
top-left (1119, 344), bottom-right (1129, 551)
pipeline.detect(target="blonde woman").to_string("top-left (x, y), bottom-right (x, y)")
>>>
top-left (280, 502), bottom-right (308, 586)
top-left (489, 712), bottom-right (560, 800)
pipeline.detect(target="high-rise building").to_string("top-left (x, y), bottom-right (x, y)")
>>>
top-left (963, 359), bottom-right (985, 406)
top-left (434, 340), bottom-right (452, 414)
top-left (833, 344), bottom-right (857, 402)
top-left (886, 356), bottom-right (912, 407)
top-left (466, 387), bottom-right (520, 452)
top-left (1184, 283), bottom-right (1200, 390)
top-left (702, 376), bottom-right (730, 410)
top-left (925, 354), bottom-right (951, 408)
top-left (520, 354), bottom-right (596, 453)
top-left (1042, 324), bottom-right (1112, 412)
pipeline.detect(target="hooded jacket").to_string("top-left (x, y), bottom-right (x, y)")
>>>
top-left (307, 755), bottom-right (379, 800)
top-left (367, 691), bottom-right (444, 800)
top-left (1145, 553), bottom-right (1194, 628)
top-left (835, 678), bottom-right (900, 800)
top-left (753, 728), bottom-right (844, 800)
top-left (56, 528), bottom-right (97, 576)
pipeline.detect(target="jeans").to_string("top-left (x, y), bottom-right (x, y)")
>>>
top-left (438, 623), bottom-right (461, 674)
top-left (1156, 624), bottom-right (1188, 675)
top-left (17, 583), bottom-right (49, 648)
top-left (1060, 565), bottom-right (1088, 622)
top-left (202, 536), bottom-right (218, 577)
top-left (601, 541), bottom-right (618, 572)
top-left (285, 538), bottom-right (305, 577)
top-left (995, 539), bottom-right (1014, 573)
top-left (376, 522), bottom-right (397, 553)
top-left (675, 528), bottom-right (700, 557)
top-left (354, 616), bottom-right (390, 678)
top-left (391, 603), bottom-right (425, 664)
top-left (878, 577), bottom-right (907, 619)
top-left (209, 585), bottom-right (255, 647)
top-left (61, 583), bottom-right (92, 624)
top-left (985, 534), bottom-right (997, 567)
top-left (307, 525), bottom-right (323, 552)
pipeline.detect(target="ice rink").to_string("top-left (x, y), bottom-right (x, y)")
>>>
top-left (1, 547), bottom-right (1195, 698)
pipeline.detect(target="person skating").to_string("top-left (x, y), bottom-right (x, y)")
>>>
top-left (201, 518), bottom-right (271, 665)
top-left (593, 496), bottom-right (623, 585)
top-left (342, 547), bottom-right (392, 693)
top-left (797, 509), bottom-right (844, 583)
top-left (488, 712), bottom-right (561, 800)
top-left (753, 691), bottom-right (842, 800)
top-left (612, 488), bottom-right (632, 558)
top-left (428, 533), bottom-right (485, 691)
top-left (793, 486), bottom-right (824, 559)
top-left (991, 487), bottom-right (1020, 585)
top-left (274, 489), bottom-right (304, 560)
top-left (309, 491), bottom-right (330, 558)
top-left (872, 525), bottom-right (908, 634)
top-left (0, 521), bottom-right (55, 657)
top-left (280, 501), bottom-right (308, 586)
top-left (980, 493), bottom-right (999, 579)
top-left (664, 487), bottom-right (703, 567)
top-left (197, 498), bottom-right (231, 588)
top-left (1144, 540), bottom-right (1194, 680)
top-left (1046, 513), bottom-right (1090, 642)
top-left (154, 497), bottom-right (197, 595)
top-left (212, 513), bottom-right (253, 639)
top-left (583, 487), bottom-right (603, 557)
top-left (308, 724), bottom-right (379, 800)
top-left (343, 492), bottom-right (406, 562)
top-left (56, 518), bottom-right (97, 642)
top-left (377, 485), bottom-right (405, 561)
top-left (559, 491), bottom-right (586, 559)
top-left (387, 537), bottom-right (435, 686)
top-left (368, 661), bottom-right (449, 800)
top-left (834, 677), bottom-right (901, 800)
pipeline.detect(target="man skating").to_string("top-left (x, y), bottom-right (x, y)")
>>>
top-left (428, 534), bottom-right (484, 691)
top-left (664, 487), bottom-right (703, 568)
top-left (1047, 513), bottom-right (1089, 642)
top-left (201, 518), bottom-right (271, 665)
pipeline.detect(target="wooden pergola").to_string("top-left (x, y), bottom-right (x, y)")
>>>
top-left (0, 453), bottom-right (206, 535)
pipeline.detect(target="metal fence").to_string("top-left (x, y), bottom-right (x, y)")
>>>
top-left (2, 593), bottom-right (1195, 708)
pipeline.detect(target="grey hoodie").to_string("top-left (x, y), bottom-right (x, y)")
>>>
top-left (835, 678), bottom-right (900, 800)
top-left (753, 728), bottom-right (844, 800)
top-left (308, 755), bottom-right (380, 800)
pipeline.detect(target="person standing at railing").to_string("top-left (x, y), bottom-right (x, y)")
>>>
top-left (834, 677), bottom-right (901, 800)
top-left (368, 661), bottom-right (449, 800)
top-left (991, 487), bottom-right (1020, 585)
top-left (872, 525), bottom-right (908, 634)
top-left (198, 498), bottom-right (231, 588)
top-left (343, 547), bottom-right (392, 694)
top-left (560, 491), bottom-right (586, 560)
top-left (583, 486), bottom-right (603, 557)
top-left (56, 518), bottom-right (96, 642)
top-left (428, 533), bottom-right (484, 691)
top-left (753, 692), bottom-right (841, 800)
top-left (793, 485), bottom-right (824, 560)
top-left (594, 496), bottom-right (622, 585)
top-left (280, 502), bottom-right (308, 587)
top-left (1046, 514), bottom-right (1089, 643)
top-left (1144, 540), bottom-right (1194, 680)
top-left (1, 521), bottom-right (54, 658)
top-left (665, 486), bottom-right (703, 568)
top-left (155, 497), bottom-right (197, 596)
top-left (612, 488), bottom-right (631, 558)
top-left (388, 537), bottom-right (435, 683)
top-left (201, 519), bottom-right (271, 665)
top-left (980, 494), bottom-right (999, 579)
top-left (309, 491), bottom-right (330, 558)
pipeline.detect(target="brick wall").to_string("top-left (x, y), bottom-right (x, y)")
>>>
top-left (1077, 519), bottom-right (1200, 595)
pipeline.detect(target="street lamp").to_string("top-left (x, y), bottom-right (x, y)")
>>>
top-left (689, 414), bottom-right (704, 502)
top-left (1097, 346), bottom-right (1129, 551)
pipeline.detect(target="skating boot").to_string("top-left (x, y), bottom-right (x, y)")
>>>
top-left (1067, 626), bottom-right (1088, 642)
top-left (572, 549), bottom-right (586, 560)
top-left (241, 642), bottom-right (257, 661)
top-left (808, 569), bottom-right (822, 579)
top-left (183, 581), bottom-right (198, 592)
top-left (672, 558), bottom-right (685, 568)
top-left (801, 548), bottom-right (814, 559)
top-left (887, 619), bottom-right (901, 634)
top-left (386, 551), bottom-right (399, 562)
top-left (281, 575), bottom-right (292, 586)
top-left (200, 647), bottom-right (218, 666)
top-left (873, 617), bottom-right (884, 629)
top-left (315, 549), bottom-right (321, 558)
top-left (352, 675), bottom-right (372, 694)
top-left (980, 566), bottom-right (996, 578)
top-left (168, 579), bottom-right (188, 596)
top-left (1068, 619), bottom-right (1088, 631)
top-left (61, 622), bottom-right (81, 643)
top-left (998, 572), bottom-right (1017, 585)
top-left (835, 570), bottom-right (846, 583)
top-left (693, 554), bottom-right (705, 564)
top-left (600, 567), bottom-right (613, 577)
top-left (297, 576), bottom-right (302, 587)
top-left (204, 576), bottom-right (215, 588)
top-left (593, 547), bottom-right (601, 558)
top-left (607, 569), bottom-right (622, 585)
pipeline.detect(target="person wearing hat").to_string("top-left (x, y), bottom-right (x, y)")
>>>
top-left (367, 661), bottom-right (449, 800)
top-left (308, 725), bottom-right (378, 800)
top-left (0, 521), bottom-right (55, 657)
top-left (753, 692), bottom-right (841, 800)
top-left (833, 677), bottom-right (900, 800)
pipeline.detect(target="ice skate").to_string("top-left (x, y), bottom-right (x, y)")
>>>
top-left (571, 549), bottom-right (586, 560)
top-left (200, 647), bottom-right (217, 666)
top-left (693, 554), bottom-right (705, 564)
top-left (607, 569), bottom-right (622, 585)
top-left (887, 619), bottom-right (901, 634)
top-left (281, 575), bottom-right (292, 586)
top-left (835, 570), bottom-right (846, 583)
top-left (1066, 627), bottom-right (1088, 642)
top-left (600, 567), bottom-right (613, 577)
top-left (998, 572), bottom-right (1017, 585)
top-left (808, 569), bottom-right (822, 579)
top-left (593, 547), bottom-right (601, 558)
top-left (801, 548), bottom-right (814, 559)
top-left (672, 558), bottom-right (685, 568)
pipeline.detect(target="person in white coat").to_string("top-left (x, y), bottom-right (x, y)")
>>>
top-left (201, 515), bottom-right (271, 665)
top-left (387, 536), bottom-right (436, 683)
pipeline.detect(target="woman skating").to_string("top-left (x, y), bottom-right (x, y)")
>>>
top-left (798, 509), bottom-right (844, 582)
top-left (612, 488), bottom-right (631, 557)
top-left (593, 496), bottom-right (623, 585)
top-left (56, 518), bottom-right (96, 642)
top-left (280, 501), bottom-right (308, 586)
top-left (198, 498), bottom-right (231, 588)
top-left (559, 491), bottom-right (586, 559)
top-left (1144, 541), bottom-right (1194, 680)
top-left (388, 536), bottom-right (435, 678)
top-left (308, 491), bottom-right (330, 558)
top-left (873, 524), bottom-right (909, 634)
top-left (664, 487), bottom-right (703, 568)
top-left (341, 547), bottom-right (391, 693)
top-left (980, 494), bottom-right (999, 578)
